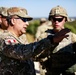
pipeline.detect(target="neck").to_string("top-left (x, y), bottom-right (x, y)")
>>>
top-left (7, 26), bottom-right (19, 37)
top-left (54, 27), bottom-right (65, 33)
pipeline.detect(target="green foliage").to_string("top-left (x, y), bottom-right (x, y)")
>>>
top-left (26, 20), bottom-right (40, 37)
top-left (65, 20), bottom-right (76, 34)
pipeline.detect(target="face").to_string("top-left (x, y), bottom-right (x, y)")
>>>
top-left (1, 16), bottom-right (8, 29)
top-left (51, 16), bottom-right (66, 32)
top-left (11, 16), bottom-right (29, 36)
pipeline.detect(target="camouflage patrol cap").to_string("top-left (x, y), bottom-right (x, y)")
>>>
top-left (0, 7), bottom-right (8, 17)
top-left (48, 5), bottom-right (69, 21)
top-left (7, 7), bottom-right (33, 20)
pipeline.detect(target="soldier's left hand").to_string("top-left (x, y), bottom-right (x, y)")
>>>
top-left (53, 28), bottom-right (71, 43)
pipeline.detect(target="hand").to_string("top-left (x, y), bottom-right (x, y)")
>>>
top-left (53, 28), bottom-right (70, 43)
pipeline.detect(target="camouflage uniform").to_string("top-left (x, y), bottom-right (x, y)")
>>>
top-left (35, 18), bottom-right (53, 41)
top-left (19, 33), bottom-right (28, 44)
top-left (0, 30), bottom-right (52, 75)
top-left (49, 6), bottom-right (76, 75)
top-left (35, 23), bottom-right (53, 41)
top-left (0, 29), bottom-right (3, 34)
top-left (45, 30), bottom-right (76, 75)
top-left (0, 7), bottom-right (53, 75)
top-left (35, 5), bottom-right (76, 75)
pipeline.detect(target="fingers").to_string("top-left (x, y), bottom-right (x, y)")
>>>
top-left (53, 28), bottom-right (70, 43)
top-left (60, 28), bottom-right (70, 35)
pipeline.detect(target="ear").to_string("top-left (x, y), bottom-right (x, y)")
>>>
top-left (0, 16), bottom-right (2, 24)
top-left (11, 18), bottom-right (16, 25)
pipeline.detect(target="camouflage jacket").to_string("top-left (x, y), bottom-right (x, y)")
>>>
top-left (0, 30), bottom-right (52, 75)
top-left (36, 29), bottom-right (76, 74)
top-left (50, 30), bottom-right (76, 73)
top-left (35, 24), bottom-right (53, 41)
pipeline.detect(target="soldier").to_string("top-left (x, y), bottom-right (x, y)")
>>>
top-left (48, 5), bottom-right (76, 75)
top-left (0, 7), bottom-right (8, 33)
top-left (35, 18), bottom-right (53, 41)
top-left (0, 7), bottom-right (28, 44)
top-left (0, 7), bottom-right (70, 75)
top-left (39, 5), bottom-right (76, 75)
top-left (49, 6), bottom-right (76, 75)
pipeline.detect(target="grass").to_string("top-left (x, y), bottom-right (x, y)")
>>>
top-left (65, 20), bottom-right (76, 33)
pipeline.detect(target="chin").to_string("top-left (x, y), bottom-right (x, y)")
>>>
top-left (22, 32), bottom-right (26, 34)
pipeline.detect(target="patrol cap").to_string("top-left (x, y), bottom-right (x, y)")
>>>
top-left (0, 7), bottom-right (8, 17)
top-left (7, 7), bottom-right (33, 21)
top-left (48, 5), bottom-right (69, 21)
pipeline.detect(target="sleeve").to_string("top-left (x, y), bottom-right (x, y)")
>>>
top-left (35, 27), bottom-right (41, 40)
top-left (71, 32), bottom-right (76, 43)
top-left (71, 33), bottom-right (76, 53)
top-left (0, 38), bottom-right (52, 60)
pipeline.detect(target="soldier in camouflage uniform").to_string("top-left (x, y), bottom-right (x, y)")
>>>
top-left (48, 5), bottom-right (76, 75)
top-left (36, 5), bottom-right (76, 75)
top-left (0, 7), bottom-right (28, 44)
top-left (0, 7), bottom-right (37, 75)
top-left (35, 18), bottom-right (53, 41)
top-left (0, 7), bottom-right (70, 75)
top-left (0, 7), bottom-right (9, 33)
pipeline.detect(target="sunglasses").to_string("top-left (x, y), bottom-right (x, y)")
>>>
top-left (14, 17), bottom-right (28, 22)
top-left (52, 17), bottom-right (64, 22)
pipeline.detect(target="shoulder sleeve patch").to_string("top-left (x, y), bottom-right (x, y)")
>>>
top-left (4, 37), bottom-right (17, 45)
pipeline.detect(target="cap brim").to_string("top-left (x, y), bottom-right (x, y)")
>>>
top-left (26, 17), bottom-right (33, 21)
top-left (67, 17), bottom-right (70, 22)
top-left (22, 15), bottom-right (33, 21)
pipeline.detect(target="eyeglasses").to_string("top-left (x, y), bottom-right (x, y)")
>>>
top-left (52, 17), bottom-right (64, 22)
top-left (14, 17), bottom-right (28, 22)
top-left (20, 17), bottom-right (28, 22)
top-left (0, 14), bottom-right (7, 18)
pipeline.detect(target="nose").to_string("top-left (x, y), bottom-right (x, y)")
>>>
top-left (25, 21), bottom-right (29, 26)
top-left (55, 20), bottom-right (59, 23)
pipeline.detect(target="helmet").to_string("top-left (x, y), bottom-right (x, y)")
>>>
top-left (48, 5), bottom-right (69, 21)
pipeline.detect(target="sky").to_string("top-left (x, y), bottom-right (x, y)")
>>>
top-left (0, 0), bottom-right (76, 18)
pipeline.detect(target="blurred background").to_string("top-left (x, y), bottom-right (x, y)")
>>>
top-left (1, 0), bottom-right (76, 43)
